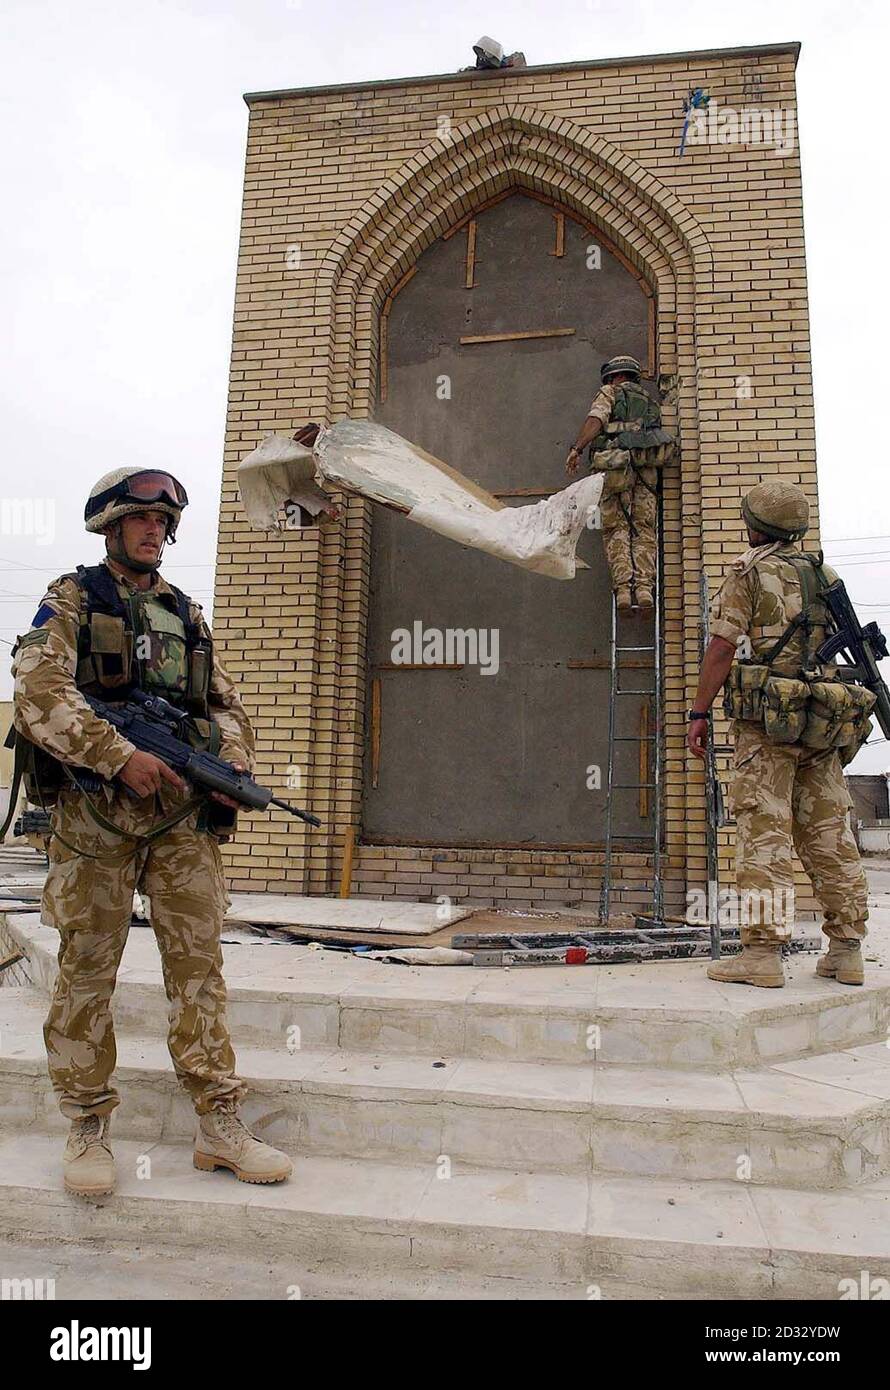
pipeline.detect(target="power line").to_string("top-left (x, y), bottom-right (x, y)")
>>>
top-left (0, 556), bottom-right (215, 573)
top-left (825, 549), bottom-right (890, 561)
top-left (0, 593), bottom-right (215, 603)
top-left (827, 558), bottom-right (890, 568)
top-left (823, 533), bottom-right (890, 544)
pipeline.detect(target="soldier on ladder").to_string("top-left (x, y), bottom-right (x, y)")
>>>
top-left (566, 354), bottom-right (675, 613)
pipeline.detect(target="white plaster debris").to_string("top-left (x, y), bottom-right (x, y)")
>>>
top-left (236, 432), bottom-right (331, 527)
top-left (238, 420), bottom-right (601, 580)
top-left (224, 893), bottom-right (471, 936)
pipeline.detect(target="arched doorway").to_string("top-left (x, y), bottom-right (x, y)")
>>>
top-left (364, 190), bottom-right (658, 847)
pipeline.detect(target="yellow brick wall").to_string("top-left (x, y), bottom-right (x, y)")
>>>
top-left (216, 45), bottom-right (820, 918)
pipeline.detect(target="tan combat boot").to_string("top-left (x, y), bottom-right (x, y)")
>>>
top-left (194, 1109), bottom-right (293, 1184)
top-left (63, 1114), bottom-right (115, 1197)
top-left (633, 585), bottom-right (655, 611)
top-left (707, 944), bottom-right (785, 988)
top-left (817, 939), bottom-right (865, 986)
top-left (615, 585), bottom-right (634, 613)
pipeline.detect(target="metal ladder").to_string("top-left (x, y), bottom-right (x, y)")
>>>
top-left (599, 486), bottom-right (664, 925)
top-left (699, 569), bottom-right (734, 958)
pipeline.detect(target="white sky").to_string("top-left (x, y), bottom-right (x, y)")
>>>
top-left (2, 0), bottom-right (888, 771)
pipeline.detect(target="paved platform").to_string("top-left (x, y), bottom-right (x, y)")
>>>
top-left (2, 850), bottom-right (889, 1300)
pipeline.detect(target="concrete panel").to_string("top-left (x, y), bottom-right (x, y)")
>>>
top-left (368, 192), bottom-right (655, 844)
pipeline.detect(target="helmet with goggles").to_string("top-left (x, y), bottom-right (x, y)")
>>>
top-left (84, 468), bottom-right (189, 538)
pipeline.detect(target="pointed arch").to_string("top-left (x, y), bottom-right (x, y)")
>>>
top-left (306, 105), bottom-right (714, 896)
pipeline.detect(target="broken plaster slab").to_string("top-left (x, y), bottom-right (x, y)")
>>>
top-left (237, 420), bottom-right (600, 580)
top-left (223, 894), bottom-right (471, 936)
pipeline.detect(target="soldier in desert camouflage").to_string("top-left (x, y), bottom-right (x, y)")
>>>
top-left (566, 355), bottom-right (675, 613)
top-left (688, 481), bottom-right (870, 989)
top-left (10, 468), bottom-right (293, 1195)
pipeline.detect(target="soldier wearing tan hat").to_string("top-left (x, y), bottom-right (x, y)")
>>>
top-left (688, 481), bottom-right (870, 988)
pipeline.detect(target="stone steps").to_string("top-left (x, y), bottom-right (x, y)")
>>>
top-left (0, 1232), bottom-right (590, 1301)
top-left (3, 990), bottom-right (889, 1189)
top-left (2, 1131), bottom-right (889, 1300)
top-left (7, 912), bottom-right (890, 1069)
top-left (5, 899), bottom-right (890, 1299)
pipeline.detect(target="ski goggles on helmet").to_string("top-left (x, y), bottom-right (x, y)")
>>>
top-left (85, 471), bottom-right (189, 524)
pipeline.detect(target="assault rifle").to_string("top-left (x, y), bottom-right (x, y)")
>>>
top-left (14, 809), bottom-right (51, 838)
top-left (83, 690), bottom-right (321, 826)
top-left (815, 579), bottom-right (890, 740)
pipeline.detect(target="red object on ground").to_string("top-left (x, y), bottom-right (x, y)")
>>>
top-left (565, 947), bottom-right (588, 964)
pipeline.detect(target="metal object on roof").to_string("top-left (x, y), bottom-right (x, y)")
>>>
top-left (243, 43), bottom-right (801, 105)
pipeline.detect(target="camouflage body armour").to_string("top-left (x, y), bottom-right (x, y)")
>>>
top-left (720, 549), bottom-right (875, 758)
top-left (73, 562), bottom-right (212, 723)
top-left (10, 558), bottom-right (255, 1120)
top-left (591, 380), bottom-right (670, 471)
top-left (587, 381), bottom-right (675, 600)
top-left (710, 543), bottom-right (869, 946)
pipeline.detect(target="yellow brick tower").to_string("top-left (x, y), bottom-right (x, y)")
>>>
top-left (216, 43), bottom-right (819, 918)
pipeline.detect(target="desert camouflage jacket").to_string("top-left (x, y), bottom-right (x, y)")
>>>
top-left (709, 541), bottom-right (839, 676)
top-left (12, 558), bottom-right (256, 779)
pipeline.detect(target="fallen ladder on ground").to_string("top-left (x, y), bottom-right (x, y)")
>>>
top-left (451, 924), bottom-right (822, 967)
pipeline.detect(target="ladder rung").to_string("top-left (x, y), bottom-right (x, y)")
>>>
top-left (611, 782), bottom-right (657, 790)
top-left (613, 734), bottom-right (655, 742)
top-left (616, 645), bottom-right (656, 653)
top-left (616, 688), bottom-right (655, 696)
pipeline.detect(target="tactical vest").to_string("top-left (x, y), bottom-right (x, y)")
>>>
top-left (2, 565), bottom-right (216, 827)
top-left (71, 564), bottom-right (212, 715)
top-left (723, 551), bottom-right (876, 754)
top-left (592, 381), bottom-right (676, 470)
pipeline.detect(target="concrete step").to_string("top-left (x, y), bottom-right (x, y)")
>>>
top-left (6, 913), bottom-right (890, 1070)
top-left (0, 1233), bottom-right (590, 1301)
top-left (4, 991), bottom-right (889, 1189)
top-left (3, 1131), bottom-right (889, 1300)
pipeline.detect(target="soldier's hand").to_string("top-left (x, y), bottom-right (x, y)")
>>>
top-left (687, 718), bottom-right (709, 760)
top-left (565, 448), bottom-right (581, 476)
top-left (210, 763), bottom-right (245, 811)
top-left (120, 750), bottom-right (187, 797)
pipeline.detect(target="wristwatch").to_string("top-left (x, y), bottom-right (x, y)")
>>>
top-left (687, 709), bottom-right (711, 721)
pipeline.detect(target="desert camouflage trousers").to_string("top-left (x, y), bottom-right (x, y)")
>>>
top-left (594, 457), bottom-right (658, 596)
top-left (41, 782), bottom-right (246, 1119)
top-left (729, 721), bottom-right (869, 945)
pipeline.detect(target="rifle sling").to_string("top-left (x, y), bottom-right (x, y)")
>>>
top-left (73, 771), bottom-right (205, 848)
top-left (760, 554), bottom-right (829, 670)
top-left (0, 728), bottom-right (28, 842)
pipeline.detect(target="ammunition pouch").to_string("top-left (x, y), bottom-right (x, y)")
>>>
top-left (723, 665), bottom-right (808, 744)
top-left (611, 427), bottom-right (676, 468)
top-left (800, 680), bottom-right (876, 751)
top-left (763, 677), bottom-right (810, 744)
top-left (592, 430), bottom-right (676, 482)
top-left (591, 447), bottom-right (634, 494)
top-left (840, 716), bottom-right (874, 768)
top-left (78, 612), bottom-right (134, 691)
top-left (592, 445), bottom-right (633, 471)
top-left (20, 737), bottom-right (67, 809)
top-left (724, 663), bottom-right (769, 724)
top-left (724, 665), bottom-right (877, 751)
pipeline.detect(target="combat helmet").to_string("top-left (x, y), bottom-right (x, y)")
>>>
top-left (601, 355), bottom-right (643, 383)
top-left (742, 480), bottom-right (809, 542)
top-left (84, 468), bottom-right (189, 539)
